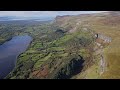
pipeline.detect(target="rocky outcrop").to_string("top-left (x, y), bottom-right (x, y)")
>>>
top-left (94, 33), bottom-right (111, 75)
top-left (95, 33), bottom-right (112, 43)
top-left (48, 55), bottom-right (84, 79)
top-left (31, 55), bottom-right (84, 79)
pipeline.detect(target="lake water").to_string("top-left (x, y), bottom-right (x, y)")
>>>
top-left (0, 35), bottom-right (32, 79)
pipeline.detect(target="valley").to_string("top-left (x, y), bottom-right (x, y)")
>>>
top-left (0, 11), bottom-right (120, 79)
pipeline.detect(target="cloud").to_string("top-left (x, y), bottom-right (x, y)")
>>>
top-left (0, 11), bottom-right (107, 18)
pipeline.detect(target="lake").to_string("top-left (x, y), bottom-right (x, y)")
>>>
top-left (0, 35), bottom-right (32, 79)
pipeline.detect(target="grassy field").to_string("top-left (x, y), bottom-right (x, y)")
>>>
top-left (79, 14), bottom-right (120, 79)
top-left (89, 24), bottom-right (120, 78)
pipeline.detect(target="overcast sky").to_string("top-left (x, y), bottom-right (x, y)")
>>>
top-left (0, 11), bottom-right (107, 18)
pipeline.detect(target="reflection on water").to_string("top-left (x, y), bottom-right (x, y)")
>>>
top-left (0, 35), bottom-right (32, 79)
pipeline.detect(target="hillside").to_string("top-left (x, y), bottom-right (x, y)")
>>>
top-left (54, 11), bottom-right (120, 79)
top-left (5, 11), bottom-right (120, 79)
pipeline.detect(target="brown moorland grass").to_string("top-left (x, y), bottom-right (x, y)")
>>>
top-left (72, 12), bottom-right (120, 79)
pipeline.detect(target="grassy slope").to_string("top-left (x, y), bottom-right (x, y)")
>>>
top-left (4, 23), bottom-right (60, 79)
top-left (60, 12), bottom-right (120, 79)
top-left (89, 19), bottom-right (120, 79)
top-left (7, 25), bottom-right (94, 79)
top-left (75, 12), bottom-right (120, 79)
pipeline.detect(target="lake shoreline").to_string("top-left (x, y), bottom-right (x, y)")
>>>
top-left (0, 37), bottom-right (13, 45)
top-left (0, 35), bottom-right (32, 79)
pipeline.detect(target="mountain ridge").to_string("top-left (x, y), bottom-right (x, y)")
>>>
top-left (4, 11), bottom-right (120, 79)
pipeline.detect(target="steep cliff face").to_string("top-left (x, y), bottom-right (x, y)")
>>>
top-left (95, 33), bottom-right (112, 44)
top-left (30, 55), bottom-right (84, 79)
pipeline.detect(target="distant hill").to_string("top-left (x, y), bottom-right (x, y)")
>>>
top-left (0, 20), bottom-right (53, 25)
top-left (0, 16), bottom-right (54, 22)
top-left (0, 16), bottom-right (16, 21)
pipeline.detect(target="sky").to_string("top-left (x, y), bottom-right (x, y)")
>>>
top-left (0, 11), bottom-right (107, 20)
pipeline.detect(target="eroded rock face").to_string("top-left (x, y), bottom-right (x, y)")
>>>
top-left (95, 33), bottom-right (112, 43)
top-left (51, 56), bottom-right (84, 79)
top-left (31, 55), bottom-right (84, 79)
